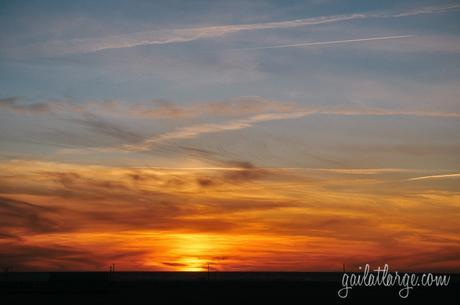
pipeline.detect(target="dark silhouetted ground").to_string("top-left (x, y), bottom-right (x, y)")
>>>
top-left (1, 272), bottom-right (458, 304)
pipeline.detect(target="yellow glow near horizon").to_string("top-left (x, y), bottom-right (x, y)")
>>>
top-left (1, 159), bottom-right (459, 272)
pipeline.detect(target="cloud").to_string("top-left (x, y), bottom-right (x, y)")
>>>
top-left (4, 96), bottom-right (459, 121)
top-left (388, 3), bottom-right (460, 17)
top-left (13, 4), bottom-right (460, 56)
top-left (195, 161), bottom-right (272, 188)
top-left (0, 97), bottom-right (145, 146)
top-left (119, 111), bottom-right (313, 152)
top-left (408, 173), bottom-right (460, 181)
top-left (25, 14), bottom-right (365, 55)
top-left (67, 112), bottom-right (143, 142)
top-left (0, 196), bottom-right (69, 238)
top-left (127, 97), bottom-right (299, 119)
top-left (0, 159), bottom-right (459, 271)
top-left (0, 244), bottom-right (100, 270)
top-left (0, 159), bottom-right (289, 220)
top-left (3, 96), bottom-right (460, 157)
top-left (110, 106), bottom-right (460, 152)
top-left (0, 242), bottom-right (150, 271)
top-left (0, 97), bottom-right (50, 114)
top-left (0, 97), bottom-right (70, 115)
top-left (0, 96), bottom-right (298, 119)
top-left (308, 168), bottom-right (421, 175)
top-left (321, 109), bottom-right (460, 118)
top-left (226, 35), bottom-right (414, 51)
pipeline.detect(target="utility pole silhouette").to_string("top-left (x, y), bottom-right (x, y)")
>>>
top-left (2, 266), bottom-right (10, 281)
top-left (207, 263), bottom-right (210, 281)
top-left (343, 263), bottom-right (345, 273)
top-left (108, 264), bottom-right (115, 281)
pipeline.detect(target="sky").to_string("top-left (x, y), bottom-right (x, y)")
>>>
top-left (0, 0), bottom-right (459, 272)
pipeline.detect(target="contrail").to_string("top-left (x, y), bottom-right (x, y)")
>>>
top-left (12, 3), bottom-right (458, 56)
top-left (20, 14), bottom-right (367, 56)
top-left (227, 35), bottom-right (414, 51)
top-left (408, 173), bottom-right (460, 181)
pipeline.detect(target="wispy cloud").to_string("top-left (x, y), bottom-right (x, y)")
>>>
top-left (25, 14), bottom-right (365, 55)
top-left (318, 109), bottom-right (460, 118)
top-left (3, 96), bottom-right (460, 153)
top-left (14, 4), bottom-right (460, 56)
top-left (0, 96), bottom-right (298, 119)
top-left (3, 96), bottom-right (459, 119)
top-left (68, 112), bottom-right (143, 142)
top-left (114, 107), bottom-right (460, 152)
top-left (1, 159), bottom-right (459, 271)
top-left (120, 111), bottom-right (313, 152)
top-left (226, 35), bottom-right (414, 51)
top-left (408, 173), bottom-right (460, 181)
top-left (388, 3), bottom-right (460, 17)
top-left (309, 168), bottom-right (423, 175)
top-left (0, 97), bottom-right (49, 113)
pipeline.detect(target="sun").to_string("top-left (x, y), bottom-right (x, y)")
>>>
top-left (177, 257), bottom-right (208, 272)
top-left (168, 233), bottom-right (225, 271)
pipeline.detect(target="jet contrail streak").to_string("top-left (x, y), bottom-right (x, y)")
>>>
top-left (16, 3), bottom-right (457, 56)
top-left (228, 35), bottom-right (414, 51)
top-left (408, 173), bottom-right (460, 181)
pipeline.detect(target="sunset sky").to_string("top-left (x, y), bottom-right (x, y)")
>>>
top-left (1, 0), bottom-right (460, 272)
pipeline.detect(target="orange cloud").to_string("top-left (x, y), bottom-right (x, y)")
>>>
top-left (0, 159), bottom-right (459, 272)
